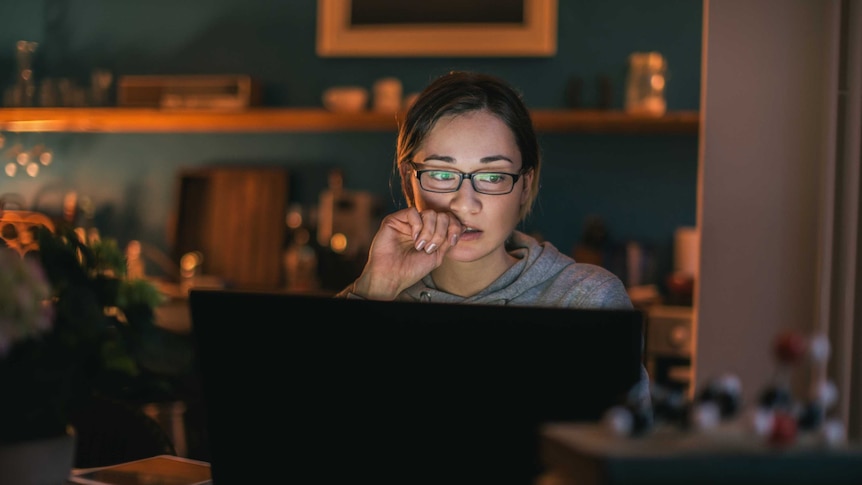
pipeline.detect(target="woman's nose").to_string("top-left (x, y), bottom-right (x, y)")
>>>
top-left (449, 181), bottom-right (481, 213)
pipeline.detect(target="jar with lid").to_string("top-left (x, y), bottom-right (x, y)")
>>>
top-left (624, 51), bottom-right (668, 116)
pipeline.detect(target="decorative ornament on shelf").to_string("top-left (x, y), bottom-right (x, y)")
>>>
top-left (603, 328), bottom-right (846, 449)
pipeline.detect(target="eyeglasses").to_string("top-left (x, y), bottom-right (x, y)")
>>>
top-left (412, 164), bottom-right (523, 195)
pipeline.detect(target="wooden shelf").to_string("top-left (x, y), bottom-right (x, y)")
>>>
top-left (533, 110), bottom-right (699, 134)
top-left (0, 108), bottom-right (699, 134)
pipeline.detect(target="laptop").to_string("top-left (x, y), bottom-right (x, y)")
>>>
top-left (187, 288), bottom-right (645, 485)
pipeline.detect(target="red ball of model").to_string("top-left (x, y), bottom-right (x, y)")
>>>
top-left (769, 411), bottom-right (797, 446)
top-left (774, 330), bottom-right (808, 364)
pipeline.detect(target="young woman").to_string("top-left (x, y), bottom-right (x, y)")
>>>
top-left (336, 70), bottom-right (633, 309)
top-left (337, 70), bottom-right (651, 428)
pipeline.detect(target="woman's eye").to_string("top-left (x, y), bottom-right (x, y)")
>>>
top-left (430, 171), bottom-right (456, 181)
top-left (477, 173), bottom-right (504, 184)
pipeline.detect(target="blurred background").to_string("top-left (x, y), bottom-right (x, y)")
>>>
top-left (0, 0), bottom-right (701, 299)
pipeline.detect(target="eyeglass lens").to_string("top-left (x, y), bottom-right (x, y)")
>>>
top-left (418, 170), bottom-right (516, 195)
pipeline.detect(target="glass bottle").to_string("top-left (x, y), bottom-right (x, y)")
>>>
top-left (11, 41), bottom-right (39, 107)
top-left (283, 203), bottom-right (320, 292)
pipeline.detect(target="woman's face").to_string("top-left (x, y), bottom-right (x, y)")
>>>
top-left (409, 109), bottom-right (532, 264)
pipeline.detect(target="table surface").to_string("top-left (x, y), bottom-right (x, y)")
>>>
top-left (541, 422), bottom-right (862, 485)
top-left (68, 455), bottom-right (211, 485)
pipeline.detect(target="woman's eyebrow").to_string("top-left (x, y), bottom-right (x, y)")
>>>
top-left (419, 155), bottom-right (514, 164)
top-left (420, 155), bottom-right (456, 163)
top-left (479, 155), bottom-right (514, 164)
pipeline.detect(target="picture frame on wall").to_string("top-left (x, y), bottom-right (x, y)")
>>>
top-left (316, 0), bottom-right (557, 57)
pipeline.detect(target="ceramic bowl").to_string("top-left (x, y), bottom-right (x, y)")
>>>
top-left (322, 86), bottom-right (368, 113)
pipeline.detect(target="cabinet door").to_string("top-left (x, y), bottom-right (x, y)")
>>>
top-left (173, 167), bottom-right (289, 289)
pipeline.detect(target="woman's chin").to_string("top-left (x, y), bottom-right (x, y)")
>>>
top-left (444, 244), bottom-right (486, 263)
top-left (444, 245), bottom-right (470, 261)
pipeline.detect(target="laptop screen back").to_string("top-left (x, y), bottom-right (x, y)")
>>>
top-left (188, 289), bottom-right (644, 485)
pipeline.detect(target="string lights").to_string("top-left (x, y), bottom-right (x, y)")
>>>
top-left (1, 133), bottom-right (53, 178)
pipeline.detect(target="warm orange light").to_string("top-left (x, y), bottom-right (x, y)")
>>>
top-left (286, 210), bottom-right (303, 229)
top-left (650, 74), bottom-right (665, 91)
top-left (180, 251), bottom-right (204, 278)
top-left (330, 233), bottom-right (348, 253)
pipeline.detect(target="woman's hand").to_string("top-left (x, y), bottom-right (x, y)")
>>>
top-left (351, 207), bottom-right (463, 300)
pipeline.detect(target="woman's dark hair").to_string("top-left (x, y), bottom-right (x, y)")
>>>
top-left (395, 71), bottom-right (541, 220)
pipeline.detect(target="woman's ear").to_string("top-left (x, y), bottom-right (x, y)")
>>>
top-left (399, 162), bottom-right (416, 207)
top-left (520, 169), bottom-right (534, 205)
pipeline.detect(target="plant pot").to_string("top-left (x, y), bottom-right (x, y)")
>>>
top-left (0, 426), bottom-right (76, 485)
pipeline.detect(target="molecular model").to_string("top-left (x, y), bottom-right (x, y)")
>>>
top-left (604, 329), bottom-right (847, 448)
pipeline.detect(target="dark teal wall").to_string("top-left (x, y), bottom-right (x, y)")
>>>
top-left (0, 0), bottom-right (701, 289)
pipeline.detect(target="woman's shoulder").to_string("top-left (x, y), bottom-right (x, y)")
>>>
top-left (548, 261), bottom-right (633, 309)
top-left (567, 259), bottom-right (616, 275)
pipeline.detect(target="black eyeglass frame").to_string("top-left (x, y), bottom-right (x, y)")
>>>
top-left (410, 163), bottom-right (524, 195)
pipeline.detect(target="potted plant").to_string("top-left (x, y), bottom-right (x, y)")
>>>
top-left (0, 223), bottom-right (192, 481)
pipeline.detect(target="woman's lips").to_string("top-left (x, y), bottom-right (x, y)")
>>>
top-left (459, 226), bottom-right (481, 241)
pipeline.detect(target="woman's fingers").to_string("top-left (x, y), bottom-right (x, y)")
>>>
top-left (415, 209), bottom-right (461, 253)
top-left (401, 207), bottom-right (425, 241)
top-left (414, 210), bottom-right (437, 251)
top-left (446, 222), bottom-right (463, 248)
top-left (380, 207), bottom-right (462, 254)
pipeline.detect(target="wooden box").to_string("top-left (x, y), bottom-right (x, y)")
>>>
top-left (118, 75), bottom-right (262, 109)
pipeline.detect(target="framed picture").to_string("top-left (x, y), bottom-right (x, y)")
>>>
top-left (316, 0), bottom-right (557, 57)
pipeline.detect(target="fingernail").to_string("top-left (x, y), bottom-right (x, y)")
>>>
top-left (425, 243), bottom-right (437, 253)
top-left (415, 239), bottom-right (426, 250)
top-left (413, 232), bottom-right (419, 241)
top-left (451, 234), bottom-right (459, 245)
